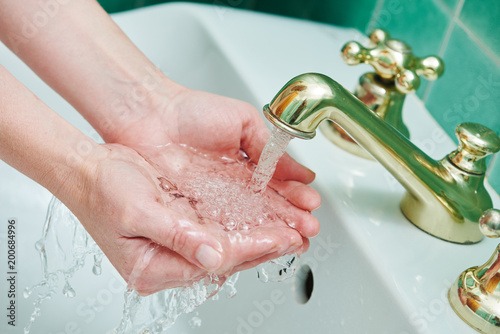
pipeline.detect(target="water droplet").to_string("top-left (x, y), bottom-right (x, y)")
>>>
top-left (62, 281), bottom-right (76, 298)
top-left (189, 316), bottom-right (202, 328)
top-left (23, 287), bottom-right (32, 298)
top-left (92, 263), bottom-right (102, 276)
top-left (34, 240), bottom-right (43, 251)
top-left (93, 254), bottom-right (103, 276)
top-left (158, 177), bottom-right (177, 192)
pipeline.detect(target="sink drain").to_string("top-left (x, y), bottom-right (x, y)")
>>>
top-left (294, 264), bottom-right (314, 304)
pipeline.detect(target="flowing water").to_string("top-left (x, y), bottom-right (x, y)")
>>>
top-left (24, 127), bottom-right (300, 333)
top-left (250, 127), bottom-right (295, 194)
top-left (23, 197), bottom-right (103, 334)
top-left (250, 128), bottom-right (299, 282)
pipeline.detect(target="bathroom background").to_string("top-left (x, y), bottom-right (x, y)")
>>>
top-left (97, 0), bottom-right (500, 195)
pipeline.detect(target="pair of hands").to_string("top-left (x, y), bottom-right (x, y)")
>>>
top-left (70, 85), bottom-right (321, 295)
top-left (0, 0), bottom-right (320, 297)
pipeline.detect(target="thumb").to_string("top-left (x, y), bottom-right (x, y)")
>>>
top-left (135, 202), bottom-right (223, 271)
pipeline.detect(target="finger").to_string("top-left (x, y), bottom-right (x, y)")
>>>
top-left (215, 223), bottom-right (304, 274)
top-left (134, 202), bottom-right (224, 272)
top-left (279, 208), bottom-right (320, 238)
top-left (274, 152), bottom-right (316, 184)
top-left (230, 237), bottom-right (310, 274)
top-left (268, 179), bottom-right (321, 211)
top-left (126, 242), bottom-right (208, 295)
top-left (135, 201), bottom-right (304, 275)
top-left (261, 188), bottom-right (320, 238)
top-left (130, 230), bottom-right (302, 295)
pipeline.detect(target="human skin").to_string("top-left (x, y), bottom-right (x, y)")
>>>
top-left (0, 0), bottom-right (321, 294)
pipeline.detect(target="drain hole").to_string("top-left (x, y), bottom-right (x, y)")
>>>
top-left (294, 264), bottom-right (314, 304)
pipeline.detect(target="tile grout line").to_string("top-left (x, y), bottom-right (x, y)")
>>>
top-left (455, 19), bottom-right (500, 67)
top-left (365, 0), bottom-right (386, 34)
top-left (422, 0), bottom-right (464, 102)
top-left (443, 0), bottom-right (499, 195)
top-left (437, 0), bottom-right (464, 59)
top-left (452, 0), bottom-right (500, 66)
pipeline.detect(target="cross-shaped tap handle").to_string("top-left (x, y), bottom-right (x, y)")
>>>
top-left (341, 29), bottom-right (444, 94)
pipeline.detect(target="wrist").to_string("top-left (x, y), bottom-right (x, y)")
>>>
top-left (43, 137), bottom-right (104, 208)
top-left (0, 66), bottom-right (102, 206)
top-left (97, 69), bottom-right (185, 143)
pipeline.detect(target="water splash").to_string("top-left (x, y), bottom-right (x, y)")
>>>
top-left (256, 254), bottom-right (298, 283)
top-left (24, 197), bottom-right (241, 334)
top-left (113, 275), bottom-right (238, 334)
top-left (25, 130), bottom-right (301, 333)
top-left (24, 197), bottom-right (103, 333)
top-left (188, 315), bottom-right (202, 328)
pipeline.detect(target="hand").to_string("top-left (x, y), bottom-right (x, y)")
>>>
top-left (70, 142), bottom-right (314, 295)
top-left (77, 84), bottom-right (321, 294)
top-left (105, 84), bottom-right (321, 238)
top-left (0, 0), bottom-right (320, 297)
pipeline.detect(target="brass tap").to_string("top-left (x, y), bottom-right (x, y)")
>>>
top-left (449, 209), bottom-right (500, 332)
top-left (323, 29), bottom-right (444, 159)
top-left (263, 73), bottom-right (500, 244)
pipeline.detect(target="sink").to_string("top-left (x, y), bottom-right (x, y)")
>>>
top-left (1, 3), bottom-right (499, 333)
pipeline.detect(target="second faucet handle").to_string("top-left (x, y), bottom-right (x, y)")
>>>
top-left (448, 123), bottom-right (500, 174)
top-left (479, 209), bottom-right (500, 238)
top-left (341, 29), bottom-right (444, 94)
top-left (449, 209), bottom-right (500, 333)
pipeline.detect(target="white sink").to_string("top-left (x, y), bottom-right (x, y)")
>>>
top-left (1, 3), bottom-right (499, 333)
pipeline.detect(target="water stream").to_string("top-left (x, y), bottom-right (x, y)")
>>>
top-left (250, 128), bottom-right (299, 283)
top-left (250, 127), bottom-right (295, 194)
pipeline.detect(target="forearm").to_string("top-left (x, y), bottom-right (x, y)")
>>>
top-left (0, 65), bottom-right (99, 202)
top-left (0, 0), bottom-right (179, 142)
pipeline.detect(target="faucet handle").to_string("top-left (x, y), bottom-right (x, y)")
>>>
top-left (479, 209), bottom-right (500, 238)
top-left (448, 123), bottom-right (500, 174)
top-left (449, 208), bottom-right (500, 333)
top-left (340, 29), bottom-right (444, 94)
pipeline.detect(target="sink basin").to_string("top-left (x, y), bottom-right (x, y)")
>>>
top-left (1, 3), bottom-right (499, 333)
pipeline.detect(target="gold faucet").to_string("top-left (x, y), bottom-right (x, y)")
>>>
top-left (322, 29), bottom-right (444, 159)
top-left (449, 209), bottom-right (500, 332)
top-left (263, 73), bottom-right (500, 244)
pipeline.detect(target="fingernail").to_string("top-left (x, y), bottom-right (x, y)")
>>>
top-left (195, 244), bottom-right (222, 271)
top-left (304, 167), bottom-right (316, 182)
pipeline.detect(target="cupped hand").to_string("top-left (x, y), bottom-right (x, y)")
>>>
top-left (107, 85), bottom-right (321, 236)
top-left (0, 0), bottom-right (320, 297)
top-left (72, 143), bottom-right (312, 295)
top-left (83, 84), bottom-right (321, 295)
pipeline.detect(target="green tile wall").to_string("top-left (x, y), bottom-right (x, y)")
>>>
top-left (425, 25), bottom-right (500, 138)
top-left (368, 0), bottom-right (500, 196)
top-left (366, 0), bottom-right (450, 98)
top-left (460, 1), bottom-right (500, 57)
top-left (441, 0), bottom-right (460, 11)
top-left (99, 0), bottom-right (500, 196)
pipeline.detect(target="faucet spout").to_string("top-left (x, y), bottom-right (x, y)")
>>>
top-left (264, 73), bottom-right (500, 244)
